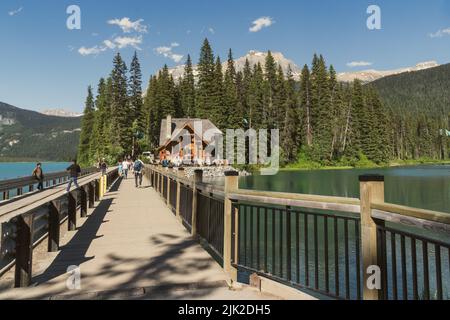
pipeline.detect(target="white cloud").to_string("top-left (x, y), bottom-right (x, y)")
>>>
top-left (429, 27), bottom-right (450, 38)
top-left (78, 36), bottom-right (143, 56)
top-left (208, 27), bottom-right (215, 34)
top-left (78, 46), bottom-right (107, 56)
top-left (113, 35), bottom-right (143, 49)
top-left (8, 6), bottom-right (23, 16)
top-left (249, 16), bottom-right (274, 32)
top-left (108, 17), bottom-right (148, 33)
top-left (346, 61), bottom-right (373, 68)
top-left (155, 43), bottom-right (184, 63)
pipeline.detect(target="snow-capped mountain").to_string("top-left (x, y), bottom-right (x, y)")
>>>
top-left (167, 50), bottom-right (302, 81)
top-left (166, 50), bottom-right (440, 84)
top-left (337, 61), bottom-right (440, 83)
top-left (40, 109), bottom-right (82, 117)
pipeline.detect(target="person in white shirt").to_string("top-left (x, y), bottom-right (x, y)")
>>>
top-left (122, 159), bottom-right (129, 179)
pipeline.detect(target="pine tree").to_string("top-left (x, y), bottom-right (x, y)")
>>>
top-left (211, 56), bottom-right (225, 128)
top-left (111, 52), bottom-right (130, 153)
top-left (224, 49), bottom-right (240, 129)
top-left (197, 38), bottom-right (215, 119)
top-left (180, 54), bottom-right (196, 118)
top-left (264, 51), bottom-right (278, 129)
top-left (282, 66), bottom-right (300, 162)
top-left (299, 64), bottom-right (312, 146)
top-left (129, 51), bottom-right (144, 132)
top-left (248, 63), bottom-right (265, 130)
top-left (78, 86), bottom-right (95, 166)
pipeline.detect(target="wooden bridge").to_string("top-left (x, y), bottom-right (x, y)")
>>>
top-left (0, 165), bottom-right (449, 300)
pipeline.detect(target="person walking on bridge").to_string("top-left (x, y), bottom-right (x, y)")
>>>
top-left (133, 157), bottom-right (144, 188)
top-left (122, 158), bottom-right (129, 179)
top-left (100, 158), bottom-right (107, 176)
top-left (32, 162), bottom-right (44, 191)
top-left (66, 159), bottom-right (81, 193)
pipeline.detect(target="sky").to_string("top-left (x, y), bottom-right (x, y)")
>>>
top-left (0, 0), bottom-right (449, 113)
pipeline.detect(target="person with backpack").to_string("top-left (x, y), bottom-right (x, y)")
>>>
top-left (133, 157), bottom-right (144, 188)
top-left (66, 159), bottom-right (81, 192)
top-left (100, 158), bottom-right (107, 176)
top-left (32, 162), bottom-right (44, 191)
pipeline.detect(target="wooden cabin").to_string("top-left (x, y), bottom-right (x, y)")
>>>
top-left (157, 115), bottom-right (222, 165)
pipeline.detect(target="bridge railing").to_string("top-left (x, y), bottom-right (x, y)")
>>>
top-left (145, 165), bottom-right (450, 300)
top-left (0, 168), bottom-right (119, 288)
top-left (0, 167), bottom-right (99, 203)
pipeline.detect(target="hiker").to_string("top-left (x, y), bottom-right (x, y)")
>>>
top-left (133, 157), bottom-right (144, 188)
top-left (100, 158), bottom-right (107, 176)
top-left (32, 162), bottom-right (44, 191)
top-left (66, 159), bottom-right (81, 192)
top-left (118, 160), bottom-right (123, 177)
top-left (122, 158), bottom-right (129, 179)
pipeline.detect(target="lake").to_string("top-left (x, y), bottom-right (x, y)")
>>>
top-left (0, 162), bottom-right (71, 180)
top-left (206, 164), bottom-right (450, 214)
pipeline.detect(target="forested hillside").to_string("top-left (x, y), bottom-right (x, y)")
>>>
top-left (370, 64), bottom-right (450, 160)
top-left (0, 102), bottom-right (81, 161)
top-left (80, 39), bottom-right (394, 167)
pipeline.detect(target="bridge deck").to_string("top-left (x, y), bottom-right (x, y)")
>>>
top-left (0, 177), bottom-right (280, 300)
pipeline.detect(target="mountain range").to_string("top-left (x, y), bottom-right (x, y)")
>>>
top-left (0, 102), bottom-right (81, 161)
top-left (167, 50), bottom-right (440, 83)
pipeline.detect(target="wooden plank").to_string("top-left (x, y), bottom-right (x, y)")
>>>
top-left (48, 201), bottom-right (61, 252)
top-left (228, 192), bottom-right (361, 214)
top-left (372, 209), bottom-right (450, 235)
top-left (14, 213), bottom-right (34, 287)
top-left (371, 202), bottom-right (450, 225)
top-left (68, 192), bottom-right (77, 231)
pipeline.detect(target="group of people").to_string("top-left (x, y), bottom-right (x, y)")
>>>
top-left (32, 159), bottom-right (82, 193)
top-left (118, 156), bottom-right (144, 188)
top-left (30, 155), bottom-right (144, 194)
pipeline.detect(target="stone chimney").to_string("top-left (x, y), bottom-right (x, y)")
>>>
top-left (166, 115), bottom-right (172, 140)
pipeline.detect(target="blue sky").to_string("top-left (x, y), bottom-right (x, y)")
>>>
top-left (0, 0), bottom-right (449, 113)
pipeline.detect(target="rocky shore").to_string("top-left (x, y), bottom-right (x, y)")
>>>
top-left (181, 166), bottom-right (251, 179)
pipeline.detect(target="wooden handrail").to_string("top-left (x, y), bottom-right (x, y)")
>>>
top-left (371, 201), bottom-right (450, 225)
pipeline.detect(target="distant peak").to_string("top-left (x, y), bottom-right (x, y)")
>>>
top-left (40, 109), bottom-right (82, 117)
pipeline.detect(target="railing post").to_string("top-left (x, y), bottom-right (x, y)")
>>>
top-left (14, 213), bottom-right (34, 287)
top-left (48, 200), bottom-right (60, 252)
top-left (80, 187), bottom-right (88, 218)
top-left (224, 171), bottom-right (239, 283)
top-left (88, 182), bottom-right (95, 208)
top-left (191, 169), bottom-right (203, 237)
top-left (176, 168), bottom-right (184, 221)
top-left (359, 174), bottom-right (385, 300)
top-left (167, 169), bottom-right (172, 206)
top-left (68, 191), bottom-right (77, 231)
top-left (95, 179), bottom-right (100, 201)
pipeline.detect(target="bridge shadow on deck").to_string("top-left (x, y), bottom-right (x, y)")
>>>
top-left (32, 179), bottom-right (123, 289)
top-left (28, 179), bottom-right (227, 300)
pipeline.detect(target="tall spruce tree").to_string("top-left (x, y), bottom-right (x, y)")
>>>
top-left (180, 54), bottom-right (196, 118)
top-left (129, 52), bottom-right (144, 133)
top-left (78, 86), bottom-right (95, 166)
top-left (197, 38), bottom-right (215, 119)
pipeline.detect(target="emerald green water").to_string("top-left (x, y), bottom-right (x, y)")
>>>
top-left (239, 165), bottom-right (450, 214)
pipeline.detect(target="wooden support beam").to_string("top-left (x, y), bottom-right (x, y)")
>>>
top-left (191, 169), bottom-right (203, 237)
top-left (68, 192), bottom-right (77, 231)
top-left (14, 213), bottom-right (34, 287)
top-left (48, 201), bottom-right (60, 252)
top-left (95, 179), bottom-right (100, 201)
top-left (88, 182), bottom-right (95, 208)
top-left (176, 168), bottom-right (184, 221)
top-left (80, 187), bottom-right (88, 218)
top-left (359, 174), bottom-right (385, 300)
top-left (223, 171), bottom-right (239, 283)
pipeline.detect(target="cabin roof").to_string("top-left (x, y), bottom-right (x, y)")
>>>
top-left (159, 118), bottom-right (222, 148)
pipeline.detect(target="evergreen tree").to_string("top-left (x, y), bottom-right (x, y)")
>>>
top-left (129, 51), bottom-right (144, 132)
top-left (180, 54), bottom-right (196, 118)
top-left (282, 66), bottom-right (300, 162)
top-left (78, 86), bottom-right (95, 166)
top-left (224, 49), bottom-right (240, 129)
top-left (111, 52), bottom-right (130, 153)
top-left (197, 38), bottom-right (215, 119)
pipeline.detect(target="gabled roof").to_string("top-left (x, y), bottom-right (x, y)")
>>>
top-left (159, 118), bottom-right (222, 148)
